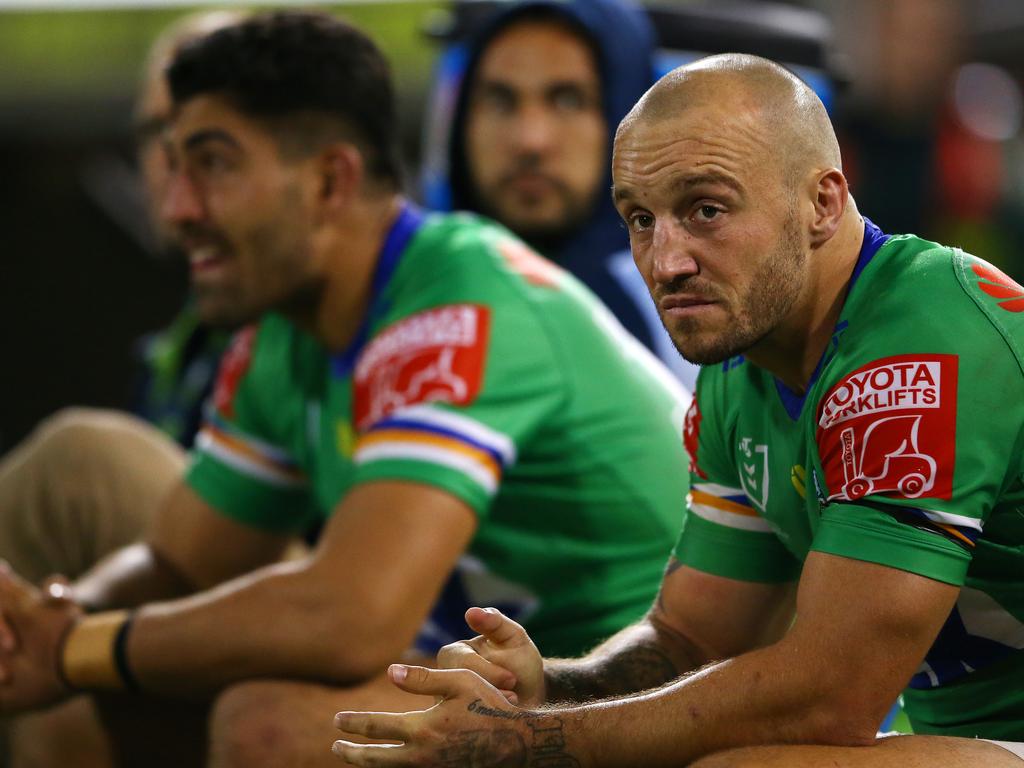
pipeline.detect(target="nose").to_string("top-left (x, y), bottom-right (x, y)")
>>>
top-left (647, 218), bottom-right (700, 287)
top-left (510, 102), bottom-right (558, 155)
top-left (160, 169), bottom-right (206, 227)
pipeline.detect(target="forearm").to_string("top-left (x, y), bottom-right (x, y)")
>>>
top-left (544, 614), bottom-right (702, 704)
top-left (124, 557), bottom-right (392, 695)
top-left (71, 542), bottom-right (196, 612)
top-left (549, 641), bottom-right (879, 768)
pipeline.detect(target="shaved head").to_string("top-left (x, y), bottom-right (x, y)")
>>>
top-left (611, 53), bottom-right (856, 371)
top-left (619, 54), bottom-right (840, 187)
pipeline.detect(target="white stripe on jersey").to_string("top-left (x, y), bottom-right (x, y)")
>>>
top-left (354, 441), bottom-right (499, 495)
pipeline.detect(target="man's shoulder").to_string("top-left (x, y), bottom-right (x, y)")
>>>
top-left (839, 236), bottom-right (1024, 377)
top-left (400, 211), bottom-right (570, 298)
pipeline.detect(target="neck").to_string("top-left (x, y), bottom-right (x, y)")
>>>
top-left (290, 193), bottom-right (405, 352)
top-left (744, 210), bottom-right (865, 394)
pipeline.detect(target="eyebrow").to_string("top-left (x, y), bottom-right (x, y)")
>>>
top-left (475, 76), bottom-right (596, 94)
top-left (183, 129), bottom-right (241, 152)
top-left (676, 172), bottom-right (743, 195)
top-left (612, 171), bottom-right (743, 204)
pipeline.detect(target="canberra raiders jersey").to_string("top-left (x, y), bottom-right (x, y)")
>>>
top-left (678, 219), bottom-right (1024, 738)
top-left (187, 205), bottom-right (689, 657)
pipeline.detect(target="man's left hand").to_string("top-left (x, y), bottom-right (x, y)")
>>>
top-left (333, 663), bottom-right (583, 767)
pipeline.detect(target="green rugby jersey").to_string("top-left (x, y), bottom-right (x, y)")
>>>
top-left (187, 205), bottom-right (689, 657)
top-left (677, 219), bottom-right (1024, 738)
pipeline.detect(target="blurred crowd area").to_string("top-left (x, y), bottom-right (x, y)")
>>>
top-left (2, 0), bottom-right (1022, 451)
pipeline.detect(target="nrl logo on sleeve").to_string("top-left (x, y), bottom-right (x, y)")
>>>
top-left (353, 304), bottom-right (490, 430)
top-left (815, 354), bottom-right (958, 502)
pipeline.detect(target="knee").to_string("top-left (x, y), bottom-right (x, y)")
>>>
top-left (28, 408), bottom-right (128, 471)
top-left (209, 682), bottom-right (311, 768)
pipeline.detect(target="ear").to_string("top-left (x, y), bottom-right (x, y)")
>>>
top-left (808, 168), bottom-right (848, 248)
top-left (315, 143), bottom-right (365, 214)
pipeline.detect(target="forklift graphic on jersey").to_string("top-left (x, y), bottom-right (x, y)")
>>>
top-left (839, 414), bottom-right (936, 500)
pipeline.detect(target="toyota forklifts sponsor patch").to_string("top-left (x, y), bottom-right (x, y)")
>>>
top-left (816, 355), bottom-right (958, 501)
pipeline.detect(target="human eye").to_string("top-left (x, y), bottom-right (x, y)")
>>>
top-left (476, 85), bottom-right (516, 115)
top-left (693, 203), bottom-right (724, 224)
top-left (550, 85), bottom-right (588, 113)
top-left (628, 210), bottom-right (655, 233)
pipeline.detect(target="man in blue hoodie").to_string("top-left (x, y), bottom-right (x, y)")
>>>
top-left (422, 0), bottom-right (699, 388)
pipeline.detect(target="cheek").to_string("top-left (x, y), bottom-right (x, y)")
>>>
top-left (465, 113), bottom-right (503, 183)
top-left (564, 114), bottom-right (607, 183)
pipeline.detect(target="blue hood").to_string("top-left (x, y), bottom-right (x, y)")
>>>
top-left (421, 0), bottom-right (656, 268)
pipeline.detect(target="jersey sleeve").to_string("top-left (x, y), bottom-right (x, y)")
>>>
top-left (672, 374), bottom-right (802, 583)
top-left (810, 252), bottom-right (1024, 585)
top-left (346, 248), bottom-right (564, 517)
top-left (185, 325), bottom-right (316, 533)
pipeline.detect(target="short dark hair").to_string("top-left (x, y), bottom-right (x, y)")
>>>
top-left (167, 10), bottom-right (401, 187)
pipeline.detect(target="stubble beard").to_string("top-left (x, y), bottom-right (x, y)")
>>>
top-left (662, 217), bottom-right (806, 366)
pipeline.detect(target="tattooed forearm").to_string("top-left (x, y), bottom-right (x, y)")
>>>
top-left (440, 729), bottom-right (526, 768)
top-left (467, 699), bottom-right (537, 721)
top-left (450, 710), bottom-right (581, 768)
top-left (544, 642), bottom-right (680, 703)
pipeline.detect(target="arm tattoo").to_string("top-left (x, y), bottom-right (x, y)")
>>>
top-left (545, 642), bottom-right (679, 704)
top-left (447, 705), bottom-right (581, 767)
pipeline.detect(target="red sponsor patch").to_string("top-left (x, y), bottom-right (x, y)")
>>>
top-left (816, 354), bottom-right (958, 502)
top-left (213, 326), bottom-right (257, 419)
top-left (682, 396), bottom-right (708, 479)
top-left (353, 305), bottom-right (490, 430)
top-left (498, 238), bottom-right (561, 287)
top-left (972, 261), bottom-right (1024, 312)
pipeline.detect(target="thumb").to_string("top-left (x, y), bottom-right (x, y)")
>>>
top-left (465, 607), bottom-right (531, 648)
top-left (388, 664), bottom-right (480, 699)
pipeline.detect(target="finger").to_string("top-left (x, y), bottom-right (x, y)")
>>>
top-left (333, 740), bottom-right (409, 766)
top-left (436, 642), bottom-right (516, 690)
top-left (0, 611), bottom-right (16, 653)
top-left (464, 607), bottom-right (531, 649)
top-left (0, 566), bottom-right (34, 603)
top-left (387, 664), bottom-right (481, 700)
top-left (333, 710), bottom-right (414, 741)
top-left (499, 689), bottom-right (519, 705)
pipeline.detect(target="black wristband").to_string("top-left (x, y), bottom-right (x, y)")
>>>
top-left (112, 611), bottom-right (142, 694)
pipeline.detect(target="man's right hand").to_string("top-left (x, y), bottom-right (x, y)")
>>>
top-left (437, 607), bottom-right (546, 708)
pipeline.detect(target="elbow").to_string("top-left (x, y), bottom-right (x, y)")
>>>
top-left (314, 608), bottom-right (413, 685)
top-left (803, 703), bottom-right (882, 747)
top-left (791, 679), bottom-right (891, 747)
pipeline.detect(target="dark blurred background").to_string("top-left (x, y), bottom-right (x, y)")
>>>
top-left (2, 0), bottom-right (1022, 451)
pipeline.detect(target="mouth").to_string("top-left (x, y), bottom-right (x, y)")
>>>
top-left (658, 294), bottom-right (717, 318)
top-left (186, 244), bottom-right (230, 276)
top-left (501, 172), bottom-right (559, 197)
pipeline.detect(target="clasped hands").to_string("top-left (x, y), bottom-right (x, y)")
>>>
top-left (333, 606), bottom-right (580, 767)
top-left (0, 559), bottom-right (82, 713)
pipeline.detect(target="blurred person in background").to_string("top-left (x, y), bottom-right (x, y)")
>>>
top-left (422, 0), bottom-right (699, 389)
top-left (0, 10), bottom-right (689, 768)
top-left (837, 0), bottom-right (1024, 280)
top-left (0, 10), bottom-right (246, 768)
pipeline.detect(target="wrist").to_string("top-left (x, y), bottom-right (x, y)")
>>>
top-left (58, 609), bottom-right (141, 693)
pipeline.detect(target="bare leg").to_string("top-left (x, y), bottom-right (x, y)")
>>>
top-left (209, 654), bottom-right (436, 768)
top-left (691, 735), bottom-right (1024, 768)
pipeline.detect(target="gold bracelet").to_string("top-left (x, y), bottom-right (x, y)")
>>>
top-left (60, 610), bottom-right (130, 691)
